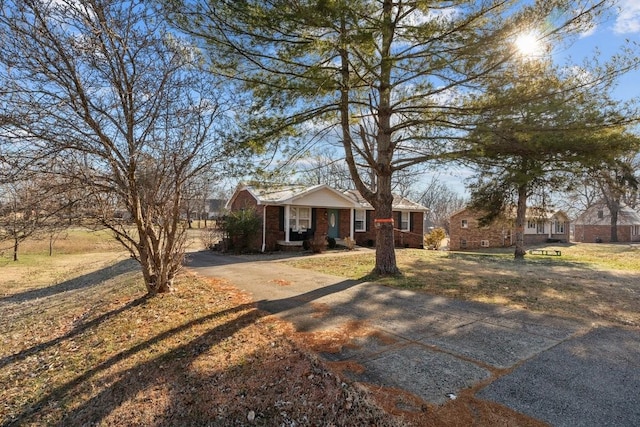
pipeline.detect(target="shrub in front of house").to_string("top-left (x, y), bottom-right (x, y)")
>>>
top-left (308, 234), bottom-right (327, 253)
top-left (221, 208), bottom-right (261, 253)
top-left (424, 227), bottom-right (447, 250)
top-left (343, 236), bottom-right (356, 250)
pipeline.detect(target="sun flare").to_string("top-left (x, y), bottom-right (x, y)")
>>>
top-left (514, 32), bottom-right (545, 58)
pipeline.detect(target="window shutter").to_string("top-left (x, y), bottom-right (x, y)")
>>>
top-left (311, 208), bottom-right (316, 230)
top-left (366, 210), bottom-right (372, 229)
top-left (278, 207), bottom-right (284, 231)
top-left (410, 212), bottom-right (414, 232)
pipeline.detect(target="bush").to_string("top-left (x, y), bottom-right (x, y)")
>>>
top-left (309, 234), bottom-right (327, 253)
top-left (200, 228), bottom-right (221, 250)
top-left (343, 236), bottom-right (356, 250)
top-left (424, 227), bottom-right (447, 250)
top-left (220, 208), bottom-right (261, 252)
top-left (327, 236), bottom-right (337, 249)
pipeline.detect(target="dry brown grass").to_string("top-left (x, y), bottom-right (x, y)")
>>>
top-left (0, 243), bottom-right (405, 426)
top-left (289, 243), bottom-right (640, 327)
top-left (6, 234), bottom-right (637, 426)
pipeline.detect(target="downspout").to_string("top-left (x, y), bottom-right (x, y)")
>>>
top-left (262, 204), bottom-right (267, 253)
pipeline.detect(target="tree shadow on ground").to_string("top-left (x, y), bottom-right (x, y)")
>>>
top-left (4, 303), bottom-right (255, 427)
top-left (0, 295), bottom-right (149, 370)
top-left (403, 250), bottom-right (640, 326)
top-left (0, 258), bottom-right (139, 304)
top-left (4, 278), bottom-right (368, 427)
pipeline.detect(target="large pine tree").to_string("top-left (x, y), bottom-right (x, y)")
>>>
top-left (166, 0), bottom-right (631, 273)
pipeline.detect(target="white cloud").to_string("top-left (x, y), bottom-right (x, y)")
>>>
top-left (614, 0), bottom-right (640, 34)
top-left (579, 25), bottom-right (597, 38)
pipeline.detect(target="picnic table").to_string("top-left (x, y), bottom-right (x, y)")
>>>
top-left (528, 249), bottom-right (562, 256)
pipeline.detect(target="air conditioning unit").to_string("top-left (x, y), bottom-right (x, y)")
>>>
top-left (480, 240), bottom-right (490, 247)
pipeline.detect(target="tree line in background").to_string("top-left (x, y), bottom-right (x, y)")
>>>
top-left (1, 0), bottom-right (639, 296)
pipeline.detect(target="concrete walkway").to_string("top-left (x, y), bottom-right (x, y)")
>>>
top-left (186, 250), bottom-right (640, 426)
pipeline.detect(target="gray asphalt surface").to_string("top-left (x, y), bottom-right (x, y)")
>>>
top-left (185, 249), bottom-right (640, 426)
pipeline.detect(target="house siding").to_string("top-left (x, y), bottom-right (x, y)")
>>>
top-left (449, 209), bottom-right (512, 250)
top-left (574, 224), bottom-right (640, 243)
top-left (354, 210), bottom-right (424, 248)
top-left (227, 185), bottom-right (428, 251)
top-left (264, 206), bottom-right (284, 251)
top-left (449, 208), bottom-right (569, 251)
top-left (227, 189), bottom-right (264, 251)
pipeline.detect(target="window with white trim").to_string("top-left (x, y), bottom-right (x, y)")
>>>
top-left (633, 225), bottom-right (640, 236)
top-left (400, 211), bottom-right (410, 231)
top-left (355, 209), bottom-right (366, 232)
top-left (461, 219), bottom-right (468, 228)
top-left (289, 207), bottom-right (311, 231)
top-left (527, 220), bottom-right (537, 229)
top-left (536, 221), bottom-right (545, 234)
top-left (555, 221), bottom-right (565, 234)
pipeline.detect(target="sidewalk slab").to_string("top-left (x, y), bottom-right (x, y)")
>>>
top-left (345, 344), bottom-right (492, 405)
top-left (421, 321), bottom-right (562, 369)
top-left (186, 251), bottom-right (640, 425)
top-left (478, 326), bottom-right (640, 427)
top-left (482, 310), bottom-right (586, 341)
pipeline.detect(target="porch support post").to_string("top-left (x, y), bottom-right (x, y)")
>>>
top-left (349, 208), bottom-right (354, 240)
top-left (262, 205), bottom-right (267, 252)
top-left (284, 205), bottom-right (291, 242)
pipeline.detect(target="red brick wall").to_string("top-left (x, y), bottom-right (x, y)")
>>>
top-left (314, 208), bottom-right (328, 238)
top-left (339, 209), bottom-right (351, 239)
top-left (264, 205), bottom-right (284, 250)
top-left (574, 225), bottom-right (639, 243)
top-left (449, 209), bottom-right (512, 250)
top-left (354, 211), bottom-right (425, 248)
top-left (228, 194), bottom-right (427, 250)
top-left (228, 190), bottom-right (263, 251)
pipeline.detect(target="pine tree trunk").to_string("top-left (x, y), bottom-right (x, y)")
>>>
top-left (373, 208), bottom-right (400, 276)
top-left (372, 175), bottom-right (400, 276)
top-left (610, 201), bottom-right (619, 242)
top-left (371, 0), bottom-right (400, 276)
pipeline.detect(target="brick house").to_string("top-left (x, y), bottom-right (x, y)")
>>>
top-left (573, 202), bottom-right (640, 243)
top-left (449, 207), bottom-right (570, 250)
top-left (225, 183), bottom-right (428, 251)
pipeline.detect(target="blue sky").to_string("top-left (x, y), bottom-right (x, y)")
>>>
top-left (555, 0), bottom-right (640, 102)
top-left (438, 1), bottom-right (640, 196)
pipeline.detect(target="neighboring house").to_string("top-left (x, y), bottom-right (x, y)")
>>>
top-left (573, 202), bottom-right (640, 243)
top-left (205, 198), bottom-right (226, 219)
top-left (225, 183), bottom-right (429, 251)
top-left (449, 207), bottom-right (570, 250)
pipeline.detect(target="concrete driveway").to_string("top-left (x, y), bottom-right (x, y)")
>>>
top-left (186, 250), bottom-right (640, 426)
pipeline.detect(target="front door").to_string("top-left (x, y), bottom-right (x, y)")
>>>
top-left (328, 209), bottom-right (339, 239)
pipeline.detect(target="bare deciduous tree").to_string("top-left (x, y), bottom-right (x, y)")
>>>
top-left (0, 0), bottom-right (230, 294)
top-left (414, 176), bottom-right (466, 233)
